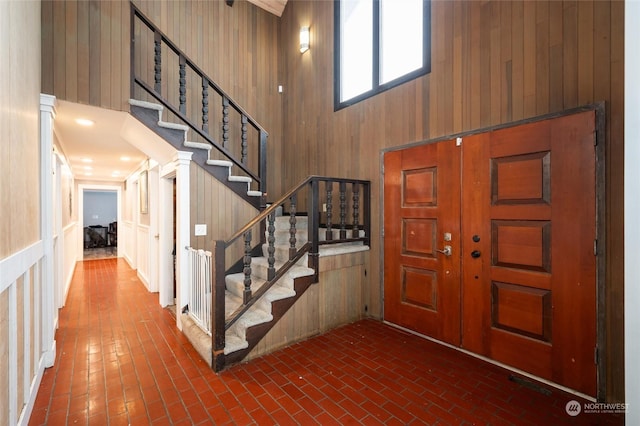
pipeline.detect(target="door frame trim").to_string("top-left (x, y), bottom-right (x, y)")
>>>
top-left (380, 102), bottom-right (606, 400)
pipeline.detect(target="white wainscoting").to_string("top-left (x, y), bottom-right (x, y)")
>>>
top-left (0, 241), bottom-right (52, 426)
top-left (62, 223), bottom-right (78, 307)
top-left (122, 220), bottom-right (135, 269)
top-left (136, 225), bottom-right (150, 290)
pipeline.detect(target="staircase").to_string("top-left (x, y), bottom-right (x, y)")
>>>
top-left (222, 215), bottom-right (316, 362)
top-left (129, 3), bottom-right (371, 372)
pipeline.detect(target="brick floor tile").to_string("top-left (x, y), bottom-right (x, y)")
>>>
top-left (27, 259), bottom-right (624, 426)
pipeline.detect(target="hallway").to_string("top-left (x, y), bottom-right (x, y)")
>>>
top-left (29, 259), bottom-right (622, 425)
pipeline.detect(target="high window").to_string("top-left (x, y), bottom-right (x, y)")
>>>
top-left (334, 0), bottom-right (431, 110)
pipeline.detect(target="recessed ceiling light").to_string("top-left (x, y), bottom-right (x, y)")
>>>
top-left (83, 165), bottom-right (92, 170)
top-left (120, 156), bottom-right (131, 162)
top-left (84, 172), bottom-right (93, 176)
top-left (75, 118), bottom-right (95, 126)
top-left (81, 158), bottom-right (93, 163)
top-left (112, 171), bottom-right (120, 176)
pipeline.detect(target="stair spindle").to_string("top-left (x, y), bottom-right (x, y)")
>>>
top-left (222, 97), bottom-right (229, 148)
top-left (352, 183), bottom-right (360, 238)
top-left (289, 195), bottom-right (297, 260)
top-left (202, 77), bottom-right (209, 133)
top-left (179, 56), bottom-right (186, 114)
top-left (325, 182), bottom-right (333, 241)
top-left (339, 182), bottom-right (347, 239)
top-left (267, 213), bottom-right (276, 280)
top-left (154, 32), bottom-right (162, 93)
top-left (243, 230), bottom-right (252, 304)
top-left (241, 115), bottom-right (248, 165)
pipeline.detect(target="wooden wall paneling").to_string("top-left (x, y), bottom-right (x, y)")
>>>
top-left (479, 2), bottom-right (492, 128)
top-left (490, 1), bottom-right (501, 126)
top-left (607, 0), bottom-right (625, 404)
top-left (89, 0), bottom-right (101, 106)
top-left (500, 1), bottom-right (512, 124)
top-left (442, 0), bottom-right (454, 135)
top-left (469, 0), bottom-right (481, 129)
top-left (110, 0), bottom-right (122, 111)
top-left (548, 0), bottom-right (563, 113)
top-left (522, 1), bottom-right (536, 118)
top-left (65, 1), bottom-right (78, 103)
top-left (562, 1), bottom-right (578, 108)
top-left (577, 1), bottom-right (594, 106)
top-left (535, 1), bottom-right (549, 116)
top-left (593, 1), bottom-right (611, 104)
top-left (41, 1), bottom-right (54, 96)
top-left (53, 1), bottom-right (67, 101)
top-left (0, 1), bottom-right (9, 256)
top-left (99, 0), bottom-right (111, 108)
top-left (452, 1), bottom-right (463, 133)
top-left (511, 0), bottom-right (524, 121)
top-left (77, 0), bottom-right (90, 103)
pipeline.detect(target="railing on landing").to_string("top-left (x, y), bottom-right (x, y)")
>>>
top-left (130, 3), bottom-right (268, 194)
top-left (212, 176), bottom-right (371, 370)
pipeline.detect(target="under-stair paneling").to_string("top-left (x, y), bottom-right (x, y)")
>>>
top-left (41, 0), bottom-right (284, 198)
top-left (245, 251), bottom-right (368, 362)
top-left (280, 0), bottom-right (624, 402)
top-left (189, 163), bottom-right (260, 265)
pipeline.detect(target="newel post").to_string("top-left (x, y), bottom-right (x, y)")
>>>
top-left (308, 179), bottom-right (320, 282)
top-left (212, 240), bottom-right (226, 372)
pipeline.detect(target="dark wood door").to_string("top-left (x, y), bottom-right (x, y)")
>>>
top-left (383, 140), bottom-right (462, 345)
top-left (384, 111), bottom-right (597, 396)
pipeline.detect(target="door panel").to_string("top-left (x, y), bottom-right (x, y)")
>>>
top-left (385, 111), bottom-right (597, 397)
top-left (384, 141), bottom-right (461, 345)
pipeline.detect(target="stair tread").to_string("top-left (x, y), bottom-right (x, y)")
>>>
top-left (207, 159), bottom-right (233, 167)
top-left (247, 190), bottom-right (263, 197)
top-left (129, 99), bottom-right (163, 110)
top-left (251, 257), bottom-right (314, 277)
top-left (185, 141), bottom-right (212, 151)
top-left (224, 334), bottom-right (248, 355)
top-left (229, 176), bottom-right (252, 183)
top-left (158, 120), bottom-right (189, 132)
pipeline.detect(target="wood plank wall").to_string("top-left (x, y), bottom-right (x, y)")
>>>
top-left (41, 0), bottom-right (284, 197)
top-left (279, 0), bottom-right (624, 402)
top-left (1, 0), bottom-right (41, 260)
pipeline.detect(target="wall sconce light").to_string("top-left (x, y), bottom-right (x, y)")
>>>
top-left (300, 26), bottom-right (310, 53)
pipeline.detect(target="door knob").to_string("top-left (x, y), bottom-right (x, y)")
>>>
top-left (471, 250), bottom-right (481, 258)
top-left (436, 245), bottom-right (452, 256)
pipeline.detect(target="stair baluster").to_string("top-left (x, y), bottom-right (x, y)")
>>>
top-left (352, 183), bottom-right (360, 239)
top-left (222, 97), bottom-right (230, 148)
top-left (241, 115), bottom-right (248, 165)
top-left (267, 213), bottom-right (276, 280)
top-left (325, 182), bottom-right (333, 241)
top-left (339, 182), bottom-right (347, 239)
top-left (179, 56), bottom-right (186, 114)
top-left (202, 77), bottom-right (209, 133)
top-left (154, 32), bottom-right (162, 93)
top-left (289, 194), bottom-right (297, 260)
top-left (243, 231), bottom-right (252, 304)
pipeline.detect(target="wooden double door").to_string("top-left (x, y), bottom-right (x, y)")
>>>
top-left (383, 111), bottom-right (597, 397)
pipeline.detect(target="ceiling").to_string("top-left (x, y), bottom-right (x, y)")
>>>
top-left (247, 0), bottom-right (287, 17)
top-left (54, 100), bottom-right (176, 182)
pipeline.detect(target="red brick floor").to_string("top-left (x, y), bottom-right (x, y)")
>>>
top-left (29, 258), bottom-right (623, 425)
